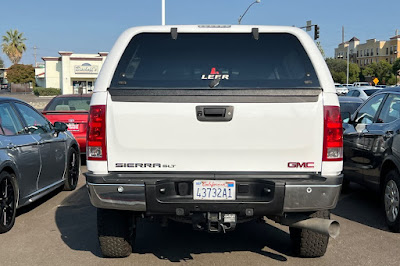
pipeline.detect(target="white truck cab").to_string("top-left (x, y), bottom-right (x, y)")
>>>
top-left (85, 25), bottom-right (342, 258)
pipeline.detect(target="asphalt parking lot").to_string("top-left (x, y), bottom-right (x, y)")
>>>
top-left (0, 165), bottom-right (399, 266)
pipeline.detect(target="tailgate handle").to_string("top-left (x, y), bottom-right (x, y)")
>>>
top-left (196, 106), bottom-right (233, 122)
top-left (204, 108), bottom-right (225, 117)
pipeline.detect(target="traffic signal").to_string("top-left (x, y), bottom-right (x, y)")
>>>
top-left (314, 25), bottom-right (320, 40)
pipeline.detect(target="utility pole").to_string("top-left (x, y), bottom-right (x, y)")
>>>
top-left (347, 45), bottom-right (349, 85)
top-left (33, 46), bottom-right (37, 67)
top-left (161, 0), bottom-right (165, 25)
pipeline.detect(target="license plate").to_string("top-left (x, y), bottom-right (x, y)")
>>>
top-left (67, 123), bottom-right (79, 131)
top-left (193, 180), bottom-right (236, 200)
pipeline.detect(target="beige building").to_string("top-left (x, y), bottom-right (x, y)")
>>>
top-left (40, 51), bottom-right (108, 94)
top-left (335, 34), bottom-right (400, 67)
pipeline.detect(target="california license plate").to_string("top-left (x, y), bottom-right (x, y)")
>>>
top-left (67, 123), bottom-right (79, 131)
top-left (193, 180), bottom-right (236, 200)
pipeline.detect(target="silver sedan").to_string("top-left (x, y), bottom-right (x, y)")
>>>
top-left (0, 98), bottom-right (79, 233)
top-left (346, 87), bottom-right (381, 101)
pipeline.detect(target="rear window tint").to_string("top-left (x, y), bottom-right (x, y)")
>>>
top-left (45, 97), bottom-right (91, 111)
top-left (364, 89), bottom-right (378, 96)
top-left (110, 33), bottom-right (320, 89)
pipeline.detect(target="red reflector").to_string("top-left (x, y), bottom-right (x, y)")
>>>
top-left (323, 106), bottom-right (343, 161)
top-left (87, 105), bottom-right (107, 161)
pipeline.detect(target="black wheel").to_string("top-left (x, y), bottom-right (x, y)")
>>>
top-left (97, 208), bottom-right (135, 258)
top-left (383, 170), bottom-right (400, 232)
top-left (0, 172), bottom-right (18, 234)
top-left (289, 210), bottom-right (330, 257)
top-left (63, 147), bottom-right (80, 191)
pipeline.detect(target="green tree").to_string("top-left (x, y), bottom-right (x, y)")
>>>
top-left (6, 64), bottom-right (34, 84)
top-left (325, 58), bottom-right (360, 84)
top-left (1, 29), bottom-right (27, 65)
top-left (362, 61), bottom-right (393, 84)
top-left (393, 58), bottom-right (400, 76)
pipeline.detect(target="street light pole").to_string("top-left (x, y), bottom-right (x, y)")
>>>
top-left (347, 45), bottom-right (349, 85)
top-left (238, 0), bottom-right (261, 25)
top-left (162, 0), bottom-right (165, 25)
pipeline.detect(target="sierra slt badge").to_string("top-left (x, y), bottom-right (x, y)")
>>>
top-left (201, 67), bottom-right (229, 80)
top-left (115, 163), bottom-right (176, 168)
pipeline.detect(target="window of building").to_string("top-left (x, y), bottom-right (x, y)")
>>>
top-left (371, 48), bottom-right (373, 56)
top-left (391, 57), bottom-right (393, 64)
top-left (390, 47), bottom-right (393, 54)
top-left (395, 46), bottom-right (398, 54)
top-left (376, 48), bottom-right (379, 55)
top-left (386, 48), bottom-right (389, 55)
top-left (357, 51), bottom-right (359, 57)
top-left (386, 58), bottom-right (389, 62)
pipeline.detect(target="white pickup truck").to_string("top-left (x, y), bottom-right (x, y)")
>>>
top-left (85, 25), bottom-right (343, 258)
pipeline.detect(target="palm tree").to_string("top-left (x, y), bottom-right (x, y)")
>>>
top-left (1, 29), bottom-right (27, 65)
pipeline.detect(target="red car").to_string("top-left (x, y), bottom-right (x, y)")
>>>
top-left (43, 94), bottom-right (91, 154)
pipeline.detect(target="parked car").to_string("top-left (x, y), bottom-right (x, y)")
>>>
top-left (375, 85), bottom-right (387, 88)
top-left (343, 87), bottom-right (400, 232)
top-left (335, 83), bottom-right (349, 95)
top-left (1, 83), bottom-right (9, 90)
top-left (338, 96), bottom-right (363, 122)
top-left (353, 82), bottom-right (370, 87)
top-left (42, 94), bottom-right (91, 154)
top-left (85, 25), bottom-right (343, 258)
top-left (346, 87), bottom-right (380, 101)
top-left (0, 97), bottom-right (80, 233)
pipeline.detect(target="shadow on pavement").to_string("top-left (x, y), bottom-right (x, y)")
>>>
top-left (55, 185), bottom-right (102, 257)
top-left (332, 183), bottom-right (388, 231)
top-left (134, 219), bottom-right (289, 262)
top-left (55, 186), bottom-right (290, 262)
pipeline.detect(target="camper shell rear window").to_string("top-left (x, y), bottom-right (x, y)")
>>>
top-left (110, 33), bottom-right (320, 89)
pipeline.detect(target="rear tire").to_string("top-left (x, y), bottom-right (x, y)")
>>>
top-left (289, 210), bottom-right (330, 257)
top-left (97, 208), bottom-right (135, 258)
top-left (383, 170), bottom-right (400, 232)
top-left (0, 172), bottom-right (18, 234)
top-left (63, 147), bottom-right (80, 191)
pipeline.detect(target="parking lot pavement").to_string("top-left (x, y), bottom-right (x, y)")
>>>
top-left (1, 166), bottom-right (400, 266)
top-left (0, 92), bottom-right (54, 110)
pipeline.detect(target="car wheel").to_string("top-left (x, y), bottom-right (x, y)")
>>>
top-left (0, 172), bottom-right (18, 234)
top-left (383, 170), bottom-right (400, 232)
top-left (289, 210), bottom-right (330, 257)
top-left (97, 208), bottom-right (135, 258)
top-left (63, 147), bottom-right (80, 191)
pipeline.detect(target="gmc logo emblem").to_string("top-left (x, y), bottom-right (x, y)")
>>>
top-left (288, 162), bottom-right (315, 168)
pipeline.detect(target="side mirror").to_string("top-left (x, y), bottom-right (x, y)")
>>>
top-left (54, 122), bottom-right (68, 132)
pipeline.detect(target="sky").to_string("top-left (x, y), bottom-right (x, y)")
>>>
top-left (1, 0), bottom-right (399, 67)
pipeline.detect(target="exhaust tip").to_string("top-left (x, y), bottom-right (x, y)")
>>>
top-left (328, 220), bottom-right (340, 239)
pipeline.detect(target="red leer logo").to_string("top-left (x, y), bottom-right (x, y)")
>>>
top-left (201, 68), bottom-right (230, 80)
top-left (210, 67), bottom-right (220, 75)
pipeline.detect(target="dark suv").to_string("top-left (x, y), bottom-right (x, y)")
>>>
top-left (343, 87), bottom-right (400, 232)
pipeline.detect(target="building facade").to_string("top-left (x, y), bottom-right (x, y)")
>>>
top-left (335, 34), bottom-right (400, 67)
top-left (41, 51), bottom-right (108, 94)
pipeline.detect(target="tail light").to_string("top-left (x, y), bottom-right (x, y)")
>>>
top-left (323, 106), bottom-right (343, 161)
top-left (87, 105), bottom-right (107, 161)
